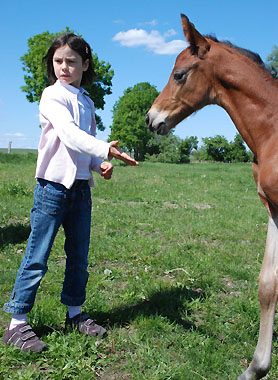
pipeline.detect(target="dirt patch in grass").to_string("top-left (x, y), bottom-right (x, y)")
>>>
top-left (100, 362), bottom-right (132, 380)
top-left (191, 203), bottom-right (212, 210)
top-left (222, 276), bottom-right (243, 297)
top-left (163, 201), bottom-right (179, 209)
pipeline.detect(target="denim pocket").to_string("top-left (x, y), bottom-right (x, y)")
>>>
top-left (41, 181), bottom-right (67, 215)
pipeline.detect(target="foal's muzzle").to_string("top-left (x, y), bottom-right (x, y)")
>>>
top-left (145, 114), bottom-right (168, 135)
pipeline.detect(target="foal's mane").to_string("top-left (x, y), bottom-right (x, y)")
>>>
top-left (205, 34), bottom-right (277, 79)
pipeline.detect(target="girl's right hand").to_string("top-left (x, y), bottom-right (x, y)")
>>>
top-left (108, 141), bottom-right (139, 166)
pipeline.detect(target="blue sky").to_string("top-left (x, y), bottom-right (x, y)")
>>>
top-left (0, 0), bottom-right (277, 149)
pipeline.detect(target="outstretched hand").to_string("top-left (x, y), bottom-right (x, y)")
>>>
top-left (108, 141), bottom-right (139, 166)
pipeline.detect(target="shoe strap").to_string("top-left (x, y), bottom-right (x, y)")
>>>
top-left (21, 331), bottom-right (37, 341)
top-left (19, 324), bottom-right (32, 333)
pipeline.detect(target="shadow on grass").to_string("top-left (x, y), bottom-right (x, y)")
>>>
top-left (0, 224), bottom-right (30, 249)
top-left (27, 287), bottom-right (205, 338)
top-left (92, 286), bottom-right (205, 331)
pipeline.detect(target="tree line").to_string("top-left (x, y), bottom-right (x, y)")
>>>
top-left (21, 29), bottom-right (278, 163)
top-left (148, 132), bottom-right (253, 163)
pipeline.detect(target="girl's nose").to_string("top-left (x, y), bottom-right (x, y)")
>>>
top-left (61, 61), bottom-right (68, 71)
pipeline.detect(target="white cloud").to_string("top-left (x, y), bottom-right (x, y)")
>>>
top-left (113, 19), bottom-right (125, 24)
top-left (4, 132), bottom-right (26, 138)
top-left (137, 20), bottom-right (158, 27)
top-left (112, 28), bottom-right (188, 55)
top-left (164, 29), bottom-right (177, 38)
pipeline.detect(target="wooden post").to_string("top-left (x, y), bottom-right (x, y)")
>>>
top-left (8, 141), bottom-right (12, 154)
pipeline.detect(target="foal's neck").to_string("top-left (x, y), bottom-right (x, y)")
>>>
top-left (213, 47), bottom-right (278, 156)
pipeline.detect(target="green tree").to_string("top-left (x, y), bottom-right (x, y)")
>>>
top-left (20, 29), bottom-right (114, 131)
top-left (109, 82), bottom-right (159, 161)
top-left (267, 45), bottom-right (278, 78)
top-left (178, 136), bottom-right (198, 163)
top-left (145, 133), bottom-right (181, 163)
top-left (198, 134), bottom-right (251, 162)
top-left (227, 133), bottom-right (249, 162)
top-left (199, 135), bottom-right (230, 162)
top-left (145, 134), bottom-right (198, 163)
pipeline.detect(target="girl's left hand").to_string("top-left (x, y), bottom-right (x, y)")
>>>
top-left (108, 141), bottom-right (139, 166)
top-left (100, 162), bottom-right (113, 180)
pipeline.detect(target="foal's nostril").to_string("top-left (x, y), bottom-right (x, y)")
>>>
top-left (145, 115), bottom-right (150, 126)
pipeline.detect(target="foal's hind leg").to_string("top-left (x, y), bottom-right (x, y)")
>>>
top-left (238, 212), bottom-right (278, 380)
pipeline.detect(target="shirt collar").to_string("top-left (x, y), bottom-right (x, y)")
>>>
top-left (80, 87), bottom-right (89, 96)
top-left (55, 80), bottom-right (88, 95)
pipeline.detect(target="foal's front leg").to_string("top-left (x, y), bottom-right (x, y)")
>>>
top-left (238, 215), bottom-right (278, 380)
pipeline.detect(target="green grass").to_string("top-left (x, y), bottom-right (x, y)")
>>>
top-left (0, 155), bottom-right (275, 379)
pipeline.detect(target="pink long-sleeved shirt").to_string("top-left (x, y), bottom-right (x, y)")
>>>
top-left (35, 80), bottom-right (110, 189)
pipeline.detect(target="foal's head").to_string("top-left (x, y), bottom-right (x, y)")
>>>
top-left (146, 14), bottom-right (275, 138)
top-left (146, 14), bottom-right (214, 135)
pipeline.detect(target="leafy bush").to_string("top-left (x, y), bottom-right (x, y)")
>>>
top-left (227, 134), bottom-right (250, 162)
top-left (199, 135), bottom-right (230, 162)
top-left (146, 133), bottom-right (180, 163)
top-left (178, 136), bottom-right (198, 163)
top-left (146, 134), bottom-right (198, 164)
top-left (198, 134), bottom-right (251, 162)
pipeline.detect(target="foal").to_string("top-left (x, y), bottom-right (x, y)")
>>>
top-left (146, 14), bottom-right (278, 380)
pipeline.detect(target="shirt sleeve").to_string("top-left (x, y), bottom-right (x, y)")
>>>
top-left (90, 156), bottom-right (103, 174)
top-left (39, 89), bottom-right (110, 160)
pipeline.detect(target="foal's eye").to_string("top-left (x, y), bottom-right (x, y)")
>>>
top-left (173, 71), bottom-right (188, 82)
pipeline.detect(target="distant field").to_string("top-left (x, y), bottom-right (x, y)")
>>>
top-left (0, 156), bottom-right (275, 380)
top-left (0, 148), bottom-right (37, 154)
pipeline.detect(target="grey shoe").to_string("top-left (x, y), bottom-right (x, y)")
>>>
top-left (65, 312), bottom-right (107, 338)
top-left (3, 322), bottom-right (47, 353)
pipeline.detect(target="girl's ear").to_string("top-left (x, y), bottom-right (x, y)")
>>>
top-left (83, 58), bottom-right (89, 72)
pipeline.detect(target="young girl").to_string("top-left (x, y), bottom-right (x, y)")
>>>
top-left (3, 33), bottom-right (138, 352)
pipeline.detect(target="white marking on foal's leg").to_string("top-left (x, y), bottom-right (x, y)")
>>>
top-left (238, 216), bottom-right (278, 380)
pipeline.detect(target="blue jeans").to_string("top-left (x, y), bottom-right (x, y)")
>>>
top-left (4, 179), bottom-right (92, 314)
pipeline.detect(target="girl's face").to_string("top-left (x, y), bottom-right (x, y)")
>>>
top-left (53, 44), bottom-right (89, 88)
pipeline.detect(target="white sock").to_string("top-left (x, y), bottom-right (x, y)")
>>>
top-left (9, 313), bottom-right (28, 330)
top-left (68, 306), bottom-right (81, 319)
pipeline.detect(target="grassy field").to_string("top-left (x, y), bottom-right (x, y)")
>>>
top-left (0, 153), bottom-right (276, 379)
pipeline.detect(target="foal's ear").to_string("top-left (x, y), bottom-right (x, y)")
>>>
top-left (181, 14), bottom-right (210, 59)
